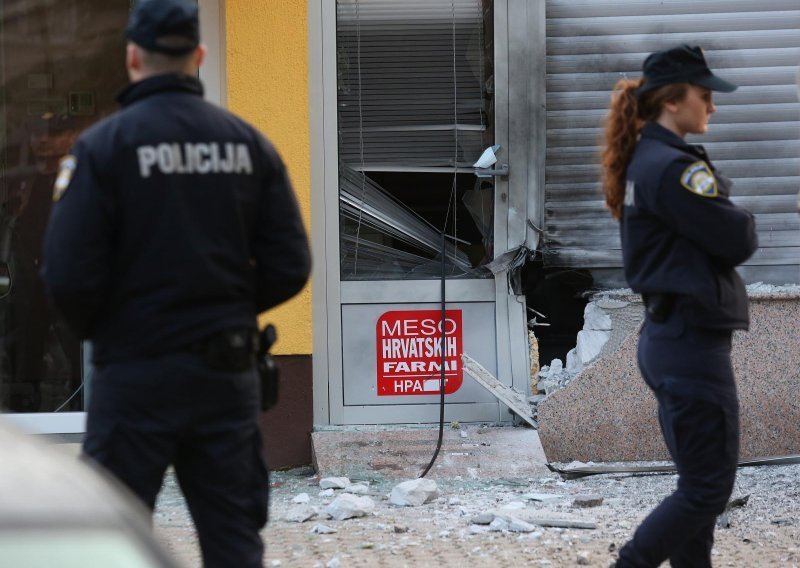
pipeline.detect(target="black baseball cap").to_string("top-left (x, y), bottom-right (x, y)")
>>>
top-left (636, 45), bottom-right (737, 98)
top-left (126, 0), bottom-right (200, 55)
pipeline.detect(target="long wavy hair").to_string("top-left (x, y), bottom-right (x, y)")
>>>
top-left (601, 79), bottom-right (689, 219)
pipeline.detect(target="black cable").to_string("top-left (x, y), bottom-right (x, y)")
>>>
top-left (419, 0), bottom-right (458, 479)
top-left (419, 229), bottom-right (448, 479)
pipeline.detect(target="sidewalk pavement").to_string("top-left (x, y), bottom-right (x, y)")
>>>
top-left (153, 425), bottom-right (800, 567)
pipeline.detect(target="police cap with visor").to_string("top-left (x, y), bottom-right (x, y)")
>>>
top-left (126, 0), bottom-right (199, 55)
top-left (636, 45), bottom-right (738, 98)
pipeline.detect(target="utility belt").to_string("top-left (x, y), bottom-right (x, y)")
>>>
top-left (189, 326), bottom-right (279, 411)
top-left (642, 293), bottom-right (676, 323)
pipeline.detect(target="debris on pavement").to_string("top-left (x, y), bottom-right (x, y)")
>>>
top-left (319, 476), bottom-right (351, 490)
top-left (285, 504), bottom-right (318, 523)
top-left (309, 523), bottom-right (337, 534)
top-left (461, 354), bottom-right (537, 428)
top-left (154, 447), bottom-right (800, 568)
top-left (389, 478), bottom-right (440, 507)
top-left (325, 493), bottom-right (375, 521)
top-left (343, 483), bottom-right (370, 495)
top-left (573, 494), bottom-right (604, 508)
top-left (291, 492), bottom-right (310, 504)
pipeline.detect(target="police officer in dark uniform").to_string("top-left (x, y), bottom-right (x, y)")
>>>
top-left (600, 46), bottom-right (758, 567)
top-left (40, 1), bottom-right (310, 566)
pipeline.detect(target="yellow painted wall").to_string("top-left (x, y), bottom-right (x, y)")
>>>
top-left (226, 1), bottom-right (312, 355)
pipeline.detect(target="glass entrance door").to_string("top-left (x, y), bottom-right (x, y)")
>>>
top-left (0, 1), bottom-right (129, 430)
top-left (319, 0), bottom-right (527, 425)
top-left (0, 0), bottom-right (223, 434)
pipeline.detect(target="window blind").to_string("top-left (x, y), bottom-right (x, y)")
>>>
top-left (336, 0), bottom-right (488, 170)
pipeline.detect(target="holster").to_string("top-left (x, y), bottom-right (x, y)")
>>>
top-left (257, 325), bottom-right (279, 411)
top-left (193, 328), bottom-right (258, 372)
top-left (643, 293), bottom-right (675, 323)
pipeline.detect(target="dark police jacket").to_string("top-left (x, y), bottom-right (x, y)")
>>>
top-left (621, 122), bottom-right (758, 330)
top-left (41, 74), bottom-right (311, 364)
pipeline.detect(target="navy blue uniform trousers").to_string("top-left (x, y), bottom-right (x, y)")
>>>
top-left (618, 310), bottom-right (739, 568)
top-left (83, 352), bottom-right (268, 568)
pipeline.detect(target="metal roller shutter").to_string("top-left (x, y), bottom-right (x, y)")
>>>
top-left (544, 0), bottom-right (800, 283)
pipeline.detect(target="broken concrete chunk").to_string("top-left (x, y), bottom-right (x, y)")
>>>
top-left (498, 501), bottom-right (526, 512)
top-left (389, 478), bottom-right (440, 507)
top-left (325, 494), bottom-right (375, 521)
top-left (573, 494), bottom-right (604, 508)
top-left (577, 551), bottom-right (591, 565)
top-left (566, 348), bottom-right (581, 373)
top-left (344, 483), bottom-right (370, 495)
top-left (522, 493), bottom-right (565, 503)
top-left (292, 492), bottom-right (310, 504)
top-left (490, 516), bottom-right (538, 533)
top-left (538, 377), bottom-right (560, 395)
top-left (527, 517), bottom-right (598, 529)
top-left (470, 512), bottom-right (495, 525)
top-left (319, 488), bottom-right (335, 498)
top-left (319, 477), bottom-right (351, 490)
top-left (584, 303), bottom-right (612, 331)
top-left (285, 504), bottom-right (318, 523)
top-left (309, 523), bottom-right (337, 534)
top-left (576, 329), bottom-right (610, 365)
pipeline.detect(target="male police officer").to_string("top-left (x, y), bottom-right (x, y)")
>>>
top-left (41, 1), bottom-right (311, 566)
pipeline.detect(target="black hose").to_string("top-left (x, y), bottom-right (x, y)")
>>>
top-left (419, 229), bottom-right (448, 479)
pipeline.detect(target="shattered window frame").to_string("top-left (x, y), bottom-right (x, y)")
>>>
top-left (335, 0), bottom-right (496, 281)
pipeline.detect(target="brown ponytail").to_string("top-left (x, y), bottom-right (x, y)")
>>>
top-left (601, 79), bottom-right (644, 220)
top-left (601, 80), bottom-right (689, 219)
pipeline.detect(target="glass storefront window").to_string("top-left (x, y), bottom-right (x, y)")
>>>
top-left (0, 0), bottom-right (129, 413)
top-left (336, 0), bottom-right (495, 281)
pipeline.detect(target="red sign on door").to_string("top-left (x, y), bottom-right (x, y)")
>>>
top-left (376, 309), bottom-right (463, 396)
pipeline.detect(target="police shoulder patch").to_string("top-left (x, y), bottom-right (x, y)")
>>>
top-left (53, 154), bottom-right (77, 202)
top-left (679, 161), bottom-right (718, 198)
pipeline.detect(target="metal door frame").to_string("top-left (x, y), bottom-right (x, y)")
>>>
top-left (310, 0), bottom-right (544, 426)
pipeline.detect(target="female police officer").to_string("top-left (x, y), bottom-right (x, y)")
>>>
top-left (601, 46), bottom-right (758, 567)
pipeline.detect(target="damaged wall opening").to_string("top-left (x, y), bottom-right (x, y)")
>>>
top-left (524, 259), bottom-right (592, 369)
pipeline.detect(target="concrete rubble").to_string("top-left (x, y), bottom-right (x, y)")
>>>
top-left (291, 492), bottom-right (310, 504)
top-left (324, 493), bottom-right (375, 521)
top-left (538, 285), bottom-right (800, 462)
top-left (532, 296), bottom-right (623, 403)
top-left (285, 503), bottom-right (318, 523)
top-left (389, 478), bottom-right (439, 507)
top-left (154, 442), bottom-right (800, 567)
top-left (319, 477), bottom-right (351, 490)
top-left (573, 494), bottom-right (604, 508)
top-left (343, 483), bottom-right (370, 495)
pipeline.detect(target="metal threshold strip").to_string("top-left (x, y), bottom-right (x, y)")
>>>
top-left (547, 455), bottom-right (800, 480)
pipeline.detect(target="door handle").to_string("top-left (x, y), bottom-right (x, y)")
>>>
top-left (474, 163), bottom-right (509, 178)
